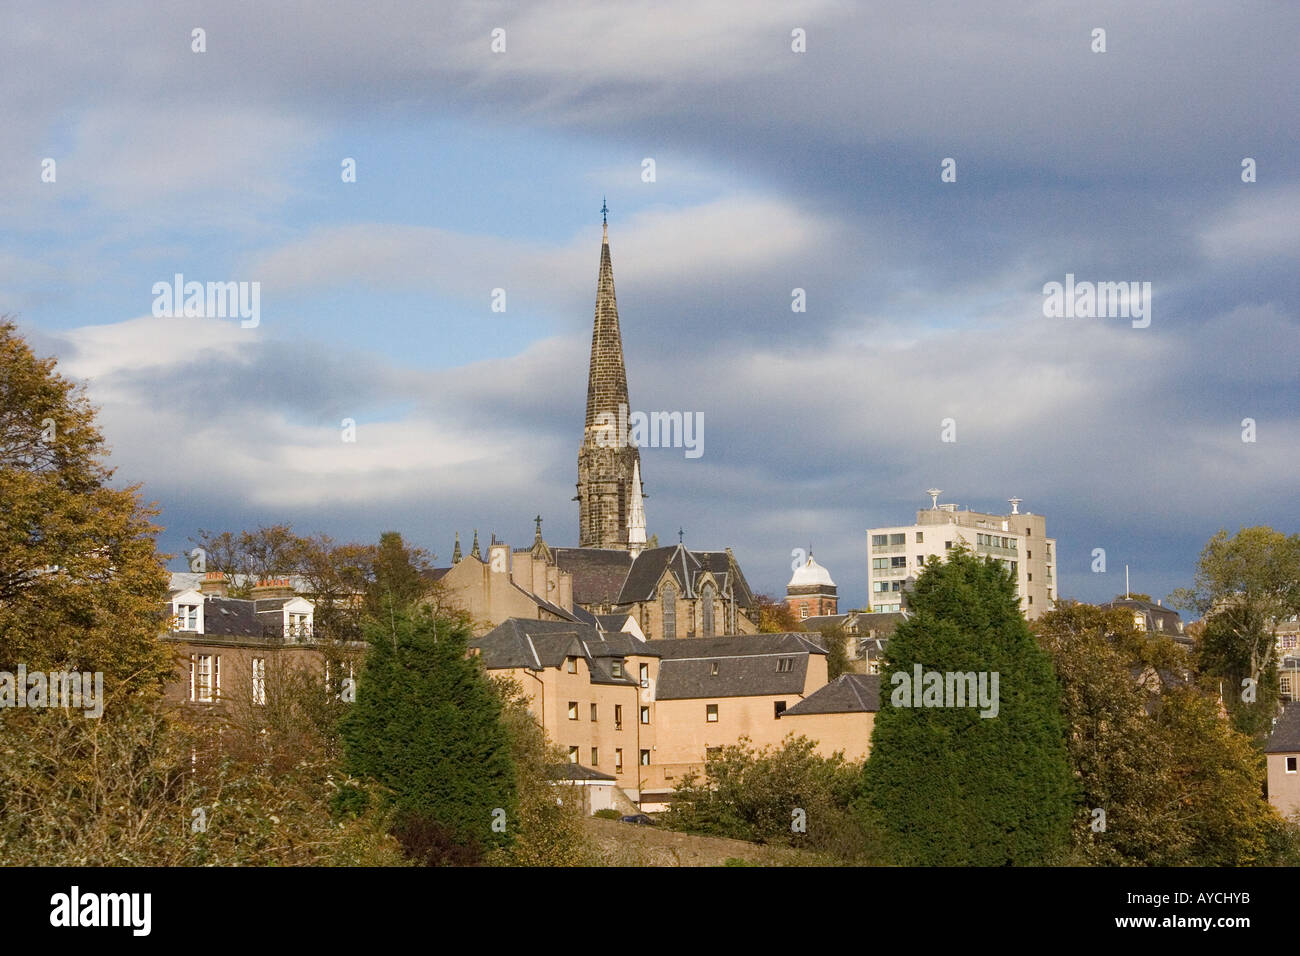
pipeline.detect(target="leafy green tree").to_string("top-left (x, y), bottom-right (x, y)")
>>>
top-left (364, 531), bottom-right (429, 616)
top-left (663, 734), bottom-right (874, 860)
top-left (0, 319), bottom-right (172, 698)
top-left (339, 606), bottom-right (517, 864)
top-left (817, 624), bottom-right (852, 680)
top-left (1172, 527), bottom-right (1300, 738)
top-left (859, 548), bottom-right (1074, 865)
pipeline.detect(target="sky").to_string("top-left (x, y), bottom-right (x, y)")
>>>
top-left (3, 0), bottom-right (1297, 611)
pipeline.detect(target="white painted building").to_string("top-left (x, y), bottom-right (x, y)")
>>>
top-left (867, 491), bottom-right (1057, 619)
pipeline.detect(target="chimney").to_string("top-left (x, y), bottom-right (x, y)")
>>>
top-left (251, 578), bottom-right (295, 600)
top-left (199, 571), bottom-right (228, 597)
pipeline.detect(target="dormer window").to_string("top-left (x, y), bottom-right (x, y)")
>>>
top-left (176, 603), bottom-right (199, 631)
top-left (611, 660), bottom-right (623, 677)
top-left (288, 612), bottom-right (310, 637)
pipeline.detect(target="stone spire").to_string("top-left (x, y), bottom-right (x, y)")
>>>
top-left (452, 532), bottom-right (462, 564)
top-left (576, 204), bottom-right (645, 549)
top-left (470, 529), bottom-right (481, 560)
top-left (627, 459), bottom-right (646, 556)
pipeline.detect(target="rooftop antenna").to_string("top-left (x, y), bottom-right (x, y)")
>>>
top-left (1008, 496), bottom-right (1022, 515)
top-left (1125, 565), bottom-right (1130, 599)
top-left (926, 488), bottom-right (942, 510)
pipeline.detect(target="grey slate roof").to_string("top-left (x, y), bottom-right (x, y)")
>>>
top-left (547, 763), bottom-right (617, 782)
top-left (645, 632), bottom-right (824, 700)
top-left (552, 548), bottom-right (635, 606)
top-left (202, 597), bottom-right (266, 637)
top-left (1266, 703), bottom-right (1300, 753)
top-left (782, 674), bottom-right (881, 715)
top-left (471, 617), bottom-right (651, 681)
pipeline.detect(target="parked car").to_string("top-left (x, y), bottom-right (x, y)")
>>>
top-left (619, 814), bottom-right (655, 825)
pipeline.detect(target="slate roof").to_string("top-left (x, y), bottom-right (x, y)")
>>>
top-left (645, 633), bottom-right (823, 700)
top-left (552, 548), bottom-right (635, 606)
top-left (614, 544), bottom-right (755, 608)
top-left (470, 617), bottom-right (650, 682)
top-left (782, 674), bottom-right (881, 715)
top-left (201, 597), bottom-right (267, 638)
top-left (547, 763), bottom-right (617, 782)
top-left (1266, 703), bottom-right (1300, 754)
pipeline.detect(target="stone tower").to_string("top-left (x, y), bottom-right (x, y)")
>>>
top-left (576, 205), bottom-right (646, 549)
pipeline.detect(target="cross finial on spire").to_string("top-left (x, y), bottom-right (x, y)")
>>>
top-left (678, 527), bottom-right (685, 545)
top-left (601, 196), bottom-right (608, 225)
top-left (534, 514), bottom-right (543, 539)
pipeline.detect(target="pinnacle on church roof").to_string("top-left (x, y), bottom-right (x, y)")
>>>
top-left (470, 529), bottom-right (481, 560)
top-left (452, 532), bottom-right (462, 564)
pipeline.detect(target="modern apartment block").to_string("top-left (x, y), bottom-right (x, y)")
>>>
top-left (867, 491), bottom-right (1057, 619)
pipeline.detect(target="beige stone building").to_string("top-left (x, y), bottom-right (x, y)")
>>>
top-left (1266, 703), bottom-right (1300, 819)
top-left (868, 491), bottom-right (1058, 618)
top-left (471, 620), bottom-right (877, 810)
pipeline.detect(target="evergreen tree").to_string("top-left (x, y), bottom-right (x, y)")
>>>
top-left (859, 549), bottom-right (1074, 864)
top-left (339, 605), bottom-right (517, 864)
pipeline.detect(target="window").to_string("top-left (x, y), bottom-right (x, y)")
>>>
top-left (711, 661), bottom-right (720, 676)
top-left (871, 534), bottom-right (888, 547)
top-left (590, 703), bottom-right (598, 722)
top-left (1027, 550), bottom-right (1032, 560)
top-left (661, 584), bottom-right (676, 639)
top-left (614, 704), bottom-right (623, 729)
top-left (176, 603), bottom-right (199, 630)
top-left (568, 701), bottom-right (578, 720)
top-left (1288, 757), bottom-right (1297, 774)
top-left (701, 583), bottom-right (716, 636)
top-left (568, 747), bottom-right (579, 764)
top-left (615, 749), bottom-right (624, 771)
top-left (891, 556), bottom-right (906, 568)
top-left (611, 660), bottom-right (623, 677)
top-left (1028, 596), bottom-right (1034, 605)
top-left (639, 663), bottom-right (649, 688)
top-left (288, 612), bottom-right (309, 637)
top-left (190, 654), bottom-right (219, 703)
top-left (1027, 573), bottom-right (1032, 582)
top-left (872, 557), bottom-right (890, 570)
top-left (799, 606), bottom-right (809, 619)
top-left (774, 700), bottom-right (787, 718)
top-left (945, 541), bottom-right (953, 550)
top-left (640, 706), bottom-right (650, 725)
top-left (706, 704), bottom-right (718, 722)
top-left (251, 658), bottom-right (266, 705)
top-left (916, 555), bottom-right (924, 566)
top-left (889, 533), bottom-right (905, 545)
top-left (1026, 527), bottom-right (1032, 536)
top-left (777, 657), bottom-right (794, 673)
top-left (915, 532), bottom-right (924, 543)
top-left (591, 747), bottom-right (599, 766)
top-left (566, 657), bottom-right (577, 673)
top-left (640, 749), bottom-right (651, 766)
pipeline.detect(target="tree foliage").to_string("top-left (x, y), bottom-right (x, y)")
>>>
top-left (0, 320), bottom-right (172, 697)
top-left (859, 547), bottom-right (1075, 865)
top-left (339, 607), bottom-right (517, 864)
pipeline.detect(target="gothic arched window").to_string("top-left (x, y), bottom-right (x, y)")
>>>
top-left (701, 583), bottom-right (716, 636)
top-left (662, 583), bottom-right (677, 639)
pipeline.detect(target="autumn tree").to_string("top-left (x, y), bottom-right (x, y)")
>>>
top-left (1172, 527), bottom-right (1300, 738)
top-left (753, 593), bottom-right (804, 633)
top-left (0, 319), bottom-right (171, 697)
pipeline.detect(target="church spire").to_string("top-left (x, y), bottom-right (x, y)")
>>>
top-left (576, 203), bottom-right (646, 550)
top-left (627, 459), bottom-right (646, 556)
